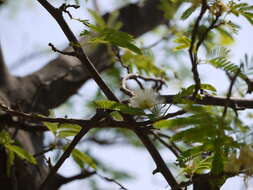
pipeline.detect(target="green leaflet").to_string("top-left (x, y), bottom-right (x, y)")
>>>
top-left (59, 123), bottom-right (82, 131)
top-left (94, 100), bottom-right (145, 115)
top-left (173, 35), bottom-right (191, 51)
top-left (206, 47), bottom-right (247, 80)
top-left (177, 144), bottom-right (213, 166)
top-left (58, 130), bottom-right (80, 138)
top-left (158, 0), bottom-right (178, 19)
top-left (86, 28), bottom-right (142, 55)
top-left (44, 122), bottom-right (59, 134)
top-left (110, 111), bottom-right (124, 121)
top-left (121, 51), bottom-right (166, 77)
top-left (181, 5), bottom-right (198, 20)
top-left (6, 149), bottom-right (15, 176)
top-left (88, 9), bottom-right (106, 28)
top-left (171, 126), bottom-right (217, 143)
top-left (78, 8), bottom-right (142, 54)
top-left (229, 2), bottom-right (253, 26)
top-left (44, 122), bottom-right (82, 138)
top-left (71, 148), bottom-right (97, 169)
top-left (0, 131), bottom-right (13, 145)
top-left (216, 27), bottom-right (234, 45)
top-left (211, 148), bottom-right (224, 175)
top-left (6, 145), bottom-right (37, 165)
top-left (154, 115), bottom-right (204, 129)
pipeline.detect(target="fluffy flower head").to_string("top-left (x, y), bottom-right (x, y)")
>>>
top-left (129, 88), bottom-right (164, 109)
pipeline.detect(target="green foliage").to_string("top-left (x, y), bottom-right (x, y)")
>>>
top-left (44, 122), bottom-right (59, 135)
top-left (211, 147), bottom-right (224, 174)
top-left (183, 156), bottom-right (212, 177)
top-left (155, 103), bottom-right (240, 177)
top-left (58, 123), bottom-right (82, 138)
top-left (171, 83), bottom-right (216, 104)
top-left (44, 122), bottom-right (82, 138)
top-left (206, 47), bottom-right (248, 80)
top-left (0, 131), bottom-right (13, 145)
top-left (177, 144), bottom-right (212, 166)
top-left (0, 131), bottom-right (37, 172)
top-left (173, 35), bottom-right (191, 51)
top-left (6, 144), bottom-right (37, 165)
top-left (78, 9), bottom-right (142, 54)
top-left (215, 27), bottom-right (235, 46)
top-left (121, 51), bottom-right (166, 77)
top-left (87, 28), bottom-right (142, 54)
top-left (181, 5), bottom-right (198, 20)
top-left (158, 0), bottom-right (181, 19)
top-left (93, 100), bottom-right (145, 115)
top-left (88, 9), bottom-right (106, 28)
top-left (228, 1), bottom-right (253, 25)
top-left (154, 115), bottom-right (208, 130)
top-left (71, 148), bottom-right (97, 169)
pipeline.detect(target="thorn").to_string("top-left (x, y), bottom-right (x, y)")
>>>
top-left (152, 168), bottom-right (159, 175)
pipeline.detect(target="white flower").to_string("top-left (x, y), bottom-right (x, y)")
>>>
top-left (129, 88), bottom-right (164, 109)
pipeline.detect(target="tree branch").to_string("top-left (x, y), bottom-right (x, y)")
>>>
top-left (162, 94), bottom-right (253, 110)
top-left (39, 127), bottom-right (90, 190)
top-left (19, 0), bottom-right (165, 112)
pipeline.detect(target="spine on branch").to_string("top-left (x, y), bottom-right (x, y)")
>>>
top-left (0, 44), bottom-right (10, 86)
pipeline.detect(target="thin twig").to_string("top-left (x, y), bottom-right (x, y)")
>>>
top-left (222, 67), bottom-right (241, 119)
top-left (0, 103), bottom-right (140, 129)
top-left (97, 173), bottom-right (128, 190)
top-left (48, 43), bottom-right (76, 56)
top-left (39, 127), bottom-right (90, 190)
top-left (151, 131), bottom-right (180, 157)
top-left (188, 0), bottom-right (208, 97)
top-left (58, 170), bottom-right (96, 186)
top-left (157, 132), bottom-right (183, 154)
top-left (121, 73), bottom-right (166, 96)
top-left (195, 15), bottom-right (220, 53)
top-left (113, 46), bottom-right (131, 73)
top-left (33, 145), bottom-right (55, 157)
top-left (134, 128), bottom-right (180, 189)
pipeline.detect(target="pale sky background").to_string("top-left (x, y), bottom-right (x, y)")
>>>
top-left (0, 0), bottom-right (253, 189)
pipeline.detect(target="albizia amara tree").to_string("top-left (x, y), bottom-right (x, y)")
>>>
top-left (0, 0), bottom-right (253, 189)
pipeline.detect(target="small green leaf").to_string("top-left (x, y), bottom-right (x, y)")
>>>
top-left (110, 111), bottom-right (124, 121)
top-left (59, 123), bottom-right (82, 131)
top-left (72, 149), bottom-right (97, 169)
top-left (58, 130), bottom-right (80, 138)
top-left (94, 100), bottom-right (145, 115)
top-left (6, 145), bottom-right (37, 165)
top-left (200, 84), bottom-right (217, 92)
top-left (173, 35), bottom-right (191, 51)
top-left (181, 5), bottom-right (197, 20)
top-left (0, 131), bottom-right (13, 145)
top-left (211, 151), bottom-right (223, 174)
top-left (88, 28), bottom-right (142, 54)
top-left (88, 9), bottom-right (106, 28)
top-left (6, 149), bottom-right (15, 176)
top-left (154, 116), bottom-right (202, 129)
top-left (216, 27), bottom-right (234, 45)
top-left (44, 122), bottom-right (59, 134)
top-left (121, 51), bottom-right (166, 77)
